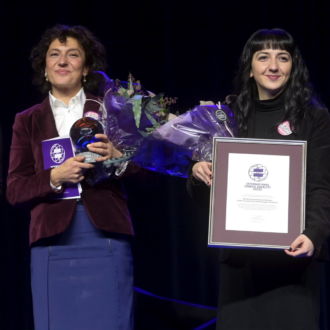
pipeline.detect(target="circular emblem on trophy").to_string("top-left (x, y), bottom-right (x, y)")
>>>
top-left (50, 143), bottom-right (66, 164)
top-left (215, 109), bottom-right (227, 122)
top-left (248, 164), bottom-right (268, 182)
top-left (70, 117), bottom-right (104, 163)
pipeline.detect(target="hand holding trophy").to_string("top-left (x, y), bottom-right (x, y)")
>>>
top-left (70, 116), bottom-right (129, 185)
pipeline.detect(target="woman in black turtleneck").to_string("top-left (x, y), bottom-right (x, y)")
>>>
top-left (188, 29), bottom-right (330, 330)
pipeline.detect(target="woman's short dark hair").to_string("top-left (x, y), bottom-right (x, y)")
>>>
top-left (233, 28), bottom-right (315, 133)
top-left (30, 24), bottom-right (107, 95)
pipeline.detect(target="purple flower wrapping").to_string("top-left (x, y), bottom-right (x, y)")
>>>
top-left (132, 104), bottom-right (238, 177)
top-left (104, 94), bottom-right (138, 150)
top-left (104, 91), bottom-right (168, 153)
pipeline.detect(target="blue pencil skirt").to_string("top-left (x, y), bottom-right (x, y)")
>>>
top-left (31, 204), bottom-right (133, 330)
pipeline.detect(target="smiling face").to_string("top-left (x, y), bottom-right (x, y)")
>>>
top-left (45, 37), bottom-right (88, 100)
top-left (250, 48), bottom-right (292, 100)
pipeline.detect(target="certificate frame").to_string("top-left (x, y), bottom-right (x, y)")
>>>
top-left (208, 137), bottom-right (307, 249)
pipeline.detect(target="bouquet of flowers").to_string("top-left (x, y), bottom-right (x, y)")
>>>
top-left (100, 72), bottom-right (238, 178)
top-left (103, 73), bottom-right (176, 154)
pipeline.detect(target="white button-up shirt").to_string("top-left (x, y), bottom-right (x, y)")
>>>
top-left (49, 89), bottom-right (86, 137)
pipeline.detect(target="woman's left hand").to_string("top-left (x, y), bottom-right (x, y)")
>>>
top-left (87, 133), bottom-right (123, 162)
top-left (284, 234), bottom-right (314, 257)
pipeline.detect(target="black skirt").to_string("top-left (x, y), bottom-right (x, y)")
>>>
top-left (216, 248), bottom-right (321, 330)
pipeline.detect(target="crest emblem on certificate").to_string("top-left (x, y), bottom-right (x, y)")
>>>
top-left (248, 164), bottom-right (268, 182)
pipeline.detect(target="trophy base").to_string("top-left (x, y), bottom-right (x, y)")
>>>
top-left (76, 151), bottom-right (100, 163)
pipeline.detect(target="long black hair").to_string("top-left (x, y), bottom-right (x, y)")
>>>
top-left (232, 28), bottom-right (315, 133)
top-left (30, 24), bottom-right (107, 95)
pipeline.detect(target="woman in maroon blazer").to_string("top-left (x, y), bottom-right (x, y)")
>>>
top-left (7, 25), bottom-right (135, 330)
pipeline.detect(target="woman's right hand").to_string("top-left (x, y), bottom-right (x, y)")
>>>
top-left (192, 161), bottom-right (212, 186)
top-left (50, 156), bottom-right (94, 186)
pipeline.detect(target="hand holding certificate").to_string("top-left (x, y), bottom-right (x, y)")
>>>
top-left (284, 234), bottom-right (314, 257)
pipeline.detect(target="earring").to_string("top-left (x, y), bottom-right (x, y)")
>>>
top-left (83, 75), bottom-right (87, 83)
top-left (45, 71), bottom-right (48, 82)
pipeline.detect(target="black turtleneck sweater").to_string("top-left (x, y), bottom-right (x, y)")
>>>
top-left (248, 93), bottom-right (286, 139)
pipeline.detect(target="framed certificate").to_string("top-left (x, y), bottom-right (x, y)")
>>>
top-left (208, 137), bottom-right (307, 249)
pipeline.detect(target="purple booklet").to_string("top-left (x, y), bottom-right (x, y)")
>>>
top-left (42, 136), bottom-right (81, 199)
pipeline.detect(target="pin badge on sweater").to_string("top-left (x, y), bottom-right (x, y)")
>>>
top-left (277, 121), bottom-right (292, 136)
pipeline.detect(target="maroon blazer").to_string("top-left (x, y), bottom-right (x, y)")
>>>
top-left (7, 95), bottom-right (135, 245)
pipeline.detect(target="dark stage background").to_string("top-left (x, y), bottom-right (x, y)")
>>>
top-left (1, 1), bottom-right (330, 329)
